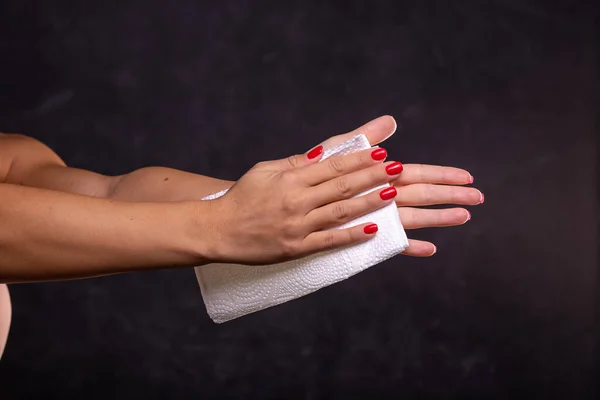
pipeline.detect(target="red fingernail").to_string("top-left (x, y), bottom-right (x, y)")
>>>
top-left (386, 162), bottom-right (403, 175)
top-left (371, 148), bottom-right (387, 161)
top-left (364, 224), bottom-right (378, 234)
top-left (379, 187), bottom-right (397, 200)
top-left (466, 210), bottom-right (471, 221)
top-left (469, 175), bottom-right (474, 184)
top-left (307, 145), bottom-right (323, 160)
top-left (479, 192), bottom-right (485, 204)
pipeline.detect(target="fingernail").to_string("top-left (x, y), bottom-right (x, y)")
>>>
top-left (307, 145), bottom-right (323, 160)
top-left (364, 224), bottom-right (378, 234)
top-left (479, 192), bottom-right (485, 204)
top-left (469, 175), bottom-right (474, 184)
top-left (431, 245), bottom-right (437, 255)
top-left (386, 162), bottom-right (403, 175)
top-left (379, 187), bottom-right (397, 200)
top-left (371, 148), bottom-right (387, 161)
top-left (466, 210), bottom-right (471, 221)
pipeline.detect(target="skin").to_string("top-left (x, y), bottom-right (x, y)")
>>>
top-left (0, 115), bottom-right (483, 356)
top-left (321, 116), bottom-right (484, 255)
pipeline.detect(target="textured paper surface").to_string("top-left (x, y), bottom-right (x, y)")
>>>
top-left (195, 134), bottom-right (409, 323)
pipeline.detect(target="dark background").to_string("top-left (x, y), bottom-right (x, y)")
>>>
top-left (0, 0), bottom-right (597, 398)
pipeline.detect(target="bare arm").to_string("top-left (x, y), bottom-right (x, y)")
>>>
top-left (0, 183), bottom-right (214, 283)
top-left (0, 133), bottom-right (232, 283)
top-left (0, 115), bottom-right (481, 277)
top-left (107, 167), bottom-right (233, 202)
top-left (0, 133), bottom-right (233, 201)
top-left (0, 127), bottom-right (402, 282)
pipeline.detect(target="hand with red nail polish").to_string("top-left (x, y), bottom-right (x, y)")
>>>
top-left (206, 145), bottom-right (403, 265)
top-left (297, 115), bottom-right (485, 258)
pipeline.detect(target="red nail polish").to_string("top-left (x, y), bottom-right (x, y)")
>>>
top-left (307, 145), bottom-right (323, 159)
top-left (466, 210), bottom-right (471, 221)
top-left (379, 187), bottom-right (397, 200)
top-left (469, 175), bottom-right (474, 184)
top-left (364, 224), bottom-right (378, 234)
top-left (386, 162), bottom-right (403, 175)
top-left (371, 148), bottom-right (387, 161)
top-left (480, 193), bottom-right (485, 204)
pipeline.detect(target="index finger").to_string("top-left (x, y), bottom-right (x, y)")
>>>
top-left (298, 147), bottom-right (389, 186)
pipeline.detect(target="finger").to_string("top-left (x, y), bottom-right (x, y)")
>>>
top-left (307, 161), bottom-right (402, 207)
top-left (280, 116), bottom-right (397, 171)
top-left (299, 147), bottom-right (393, 186)
top-left (395, 184), bottom-right (484, 207)
top-left (401, 239), bottom-right (437, 257)
top-left (393, 164), bottom-right (473, 186)
top-left (317, 115), bottom-right (398, 150)
top-left (305, 186), bottom-right (397, 231)
top-left (275, 145), bottom-right (325, 170)
top-left (398, 207), bottom-right (471, 230)
top-left (300, 222), bottom-right (379, 255)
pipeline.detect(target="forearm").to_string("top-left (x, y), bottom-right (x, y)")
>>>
top-left (1, 133), bottom-right (234, 202)
top-left (0, 183), bottom-right (215, 283)
top-left (16, 164), bottom-right (233, 202)
top-left (108, 167), bottom-right (234, 202)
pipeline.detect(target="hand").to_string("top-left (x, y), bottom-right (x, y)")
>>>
top-left (320, 115), bottom-right (483, 257)
top-left (207, 145), bottom-right (404, 265)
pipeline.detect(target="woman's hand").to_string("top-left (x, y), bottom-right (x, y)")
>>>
top-left (206, 146), bottom-right (404, 265)
top-left (320, 115), bottom-right (484, 258)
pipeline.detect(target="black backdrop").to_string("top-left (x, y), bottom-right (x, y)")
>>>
top-left (0, 1), bottom-right (597, 398)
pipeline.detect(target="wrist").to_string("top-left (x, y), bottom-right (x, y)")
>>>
top-left (179, 199), bottom-right (224, 266)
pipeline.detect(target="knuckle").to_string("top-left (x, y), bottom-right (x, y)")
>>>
top-left (328, 157), bottom-right (346, 175)
top-left (334, 176), bottom-right (351, 196)
top-left (281, 170), bottom-right (300, 186)
top-left (332, 202), bottom-right (348, 221)
top-left (286, 155), bottom-right (300, 169)
top-left (440, 167), bottom-right (450, 183)
top-left (450, 188), bottom-right (462, 203)
top-left (410, 208), bottom-right (419, 225)
top-left (280, 239), bottom-right (301, 258)
top-left (354, 152), bottom-right (368, 168)
top-left (423, 184), bottom-right (434, 203)
top-left (418, 164), bottom-right (427, 182)
top-left (323, 232), bottom-right (337, 249)
top-left (282, 216), bottom-right (303, 234)
top-left (281, 194), bottom-right (300, 212)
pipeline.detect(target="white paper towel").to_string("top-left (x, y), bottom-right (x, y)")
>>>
top-left (195, 134), bottom-right (409, 323)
